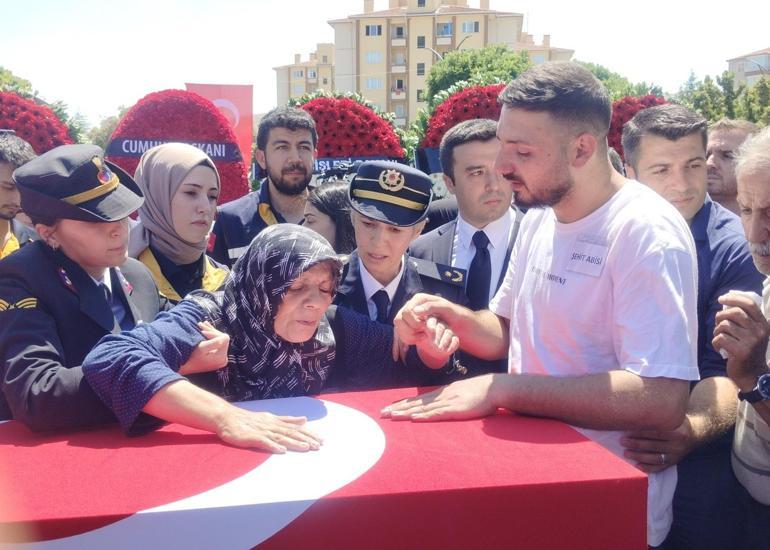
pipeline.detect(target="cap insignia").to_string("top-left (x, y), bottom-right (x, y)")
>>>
top-left (378, 169), bottom-right (405, 192)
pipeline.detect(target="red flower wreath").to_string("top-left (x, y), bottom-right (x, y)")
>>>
top-left (107, 89), bottom-right (249, 204)
top-left (608, 94), bottom-right (667, 161)
top-left (299, 96), bottom-right (404, 159)
top-left (0, 91), bottom-right (73, 154)
top-left (421, 83), bottom-right (506, 148)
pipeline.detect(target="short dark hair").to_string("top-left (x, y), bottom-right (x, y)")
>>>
top-left (256, 107), bottom-right (317, 151)
top-left (621, 104), bottom-right (707, 170)
top-left (498, 62), bottom-right (611, 139)
top-left (439, 118), bottom-right (498, 180)
top-left (0, 131), bottom-right (37, 168)
top-left (308, 181), bottom-right (356, 254)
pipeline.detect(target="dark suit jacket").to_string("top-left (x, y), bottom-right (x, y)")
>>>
top-left (0, 241), bottom-right (166, 430)
top-left (410, 207), bottom-right (524, 293)
top-left (11, 219), bottom-right (39, 248)
top-left (409, 208), bottom-right (524, 376)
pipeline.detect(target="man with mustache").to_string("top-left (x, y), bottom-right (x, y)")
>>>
top-left (620, 104), bottom-right (763, 549)
top-left (210, 107), bottom-right (316, 267)
top-left (386, 62), bottom-right (699, 547)
top-left (411, 119), bottom-right (523, 375)
top-left (713, 126), bottom-right (770, 547)
top-left (0, 130), bottom-right (37, 260)
top-left (707, 119), bottom-right (759, 216)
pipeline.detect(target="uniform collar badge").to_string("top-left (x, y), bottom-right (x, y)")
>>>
top-left (57, 267), bottom-right (77, 294)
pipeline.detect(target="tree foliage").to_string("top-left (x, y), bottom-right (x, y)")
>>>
top-left (424, 45), bottom-right (531, 104)
top-left (675, 71), bottom-right (770, 125)
top-left (579, 61), bottom-right (662, 101)
top-left (86, 106), bottom-right (129, 149)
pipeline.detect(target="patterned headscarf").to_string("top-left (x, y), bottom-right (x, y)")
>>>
top-left (190, 224), bottom-right (343, 401)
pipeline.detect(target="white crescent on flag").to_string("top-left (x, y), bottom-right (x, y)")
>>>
top-left (12, 397), bottom-right (385, 549)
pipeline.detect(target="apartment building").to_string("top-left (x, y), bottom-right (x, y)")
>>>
top-left (275, 1), bottom-right (573, 126)
top-left (275, 43), bottom-right (335, 107)
top-left (728, 47), bottom-right (770, 87)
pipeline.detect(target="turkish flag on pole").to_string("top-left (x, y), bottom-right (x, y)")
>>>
top-left (185, 83), bottom-right (253, 168)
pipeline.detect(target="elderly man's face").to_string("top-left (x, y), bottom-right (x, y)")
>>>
top-left (737, 169), bottom-right (770, 275)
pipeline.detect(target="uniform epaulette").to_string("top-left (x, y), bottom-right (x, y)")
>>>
top-left (408, 257), bottom-right (466, 287)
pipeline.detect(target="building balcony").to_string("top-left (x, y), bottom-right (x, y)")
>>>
top-left (436, 36), bottom-right (452, 46)
top-left (391, 64), bottom-right (406, 74)
top-left (391, 88), bottom-right (407, 100)
top-left (307, 77), bottom-right (317, 83)
top-left (391, 37), bottom-right (406, 47)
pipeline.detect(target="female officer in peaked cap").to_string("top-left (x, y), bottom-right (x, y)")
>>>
top-left (333, 161), bottom-right (469, 388)
top-left (0, 144), bottom-right (167, 430)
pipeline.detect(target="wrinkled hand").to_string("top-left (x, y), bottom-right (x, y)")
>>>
top-left (216, 407), bottom-right (322, 453)
top-left (381, 373), bottom-right (501, 421)
top-left (621, 418), bottom-right (695, 474)
top-left (179, 321), bottom-right (230, 375)
top-left (394, 293), bottom-right (460, 347)
top-left (415, 316), bottom-right (460, 369)
top-left (713, 293), bottom-right (770, 387)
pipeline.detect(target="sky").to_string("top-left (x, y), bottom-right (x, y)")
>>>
top-left (2, 0), bottom-right (768, 128)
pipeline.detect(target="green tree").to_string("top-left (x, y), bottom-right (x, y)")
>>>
top-left (86, 106), bottom-right (128, 149)
top-left (691, 76), bottom-right (725, 122)
top-left (0, 66), bottom-right (35, 97)
top-left (579, 61), bottom-right (661, 101)
top-left (424, 45), bottom-right (531, 103)
top-left (716, 71), bottom-right (742, 120)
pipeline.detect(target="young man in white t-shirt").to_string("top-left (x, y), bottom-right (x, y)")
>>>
top-left (383, 62), bottom-right (699, 547)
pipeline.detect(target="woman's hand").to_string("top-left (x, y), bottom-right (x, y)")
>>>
top-left (215, 407), bottom-right (323, 453)
top-left (179, 321), bottom-right (230, 375)
top-left (415, 316), bottom-right (460, 370)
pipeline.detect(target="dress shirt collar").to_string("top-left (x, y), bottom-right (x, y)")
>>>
top-left (359, 255), bottom-right (405, 303)
top-left (456, 208), bottom-right (515, 251)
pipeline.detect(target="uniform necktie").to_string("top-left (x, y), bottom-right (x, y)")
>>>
top-left (372, 289), bottom-right (390, 324)
top-left (467, 230), bottom-right (491, 311)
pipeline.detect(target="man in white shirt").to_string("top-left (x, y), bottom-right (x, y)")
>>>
top-left (384, 62), bottom-right (698, 547)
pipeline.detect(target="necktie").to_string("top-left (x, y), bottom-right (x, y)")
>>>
top-left (371, 289), bottom-right (390, 324)
top-left (467, 230), bottom-right (491, 311)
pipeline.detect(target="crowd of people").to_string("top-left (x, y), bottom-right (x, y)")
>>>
top-left (1, 60), bottom-right (770, 548)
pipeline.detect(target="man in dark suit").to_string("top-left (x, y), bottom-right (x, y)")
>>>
top-left (0, 144), bottom-right (167, 430)
top-left (410, 119), bottom-right (523, 374)
top-left (333, 161), bottom-right (467, 386)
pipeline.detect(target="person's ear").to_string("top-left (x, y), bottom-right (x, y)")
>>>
top-left (571, 133), bottom-right (597, 169)
top-left (35, 223), bottom-right (58, 249)
top-left (255, 149), bottom-right (267, 170)
top-left (443, 174), bottom-right (457, 195)
top-left (411, 221), bottom-right (426, 241)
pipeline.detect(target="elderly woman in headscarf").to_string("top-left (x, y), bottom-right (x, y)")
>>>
top-left (83, 224), bottom-right (458, 453)
top-left (129, 143), bottom-right (227, 303)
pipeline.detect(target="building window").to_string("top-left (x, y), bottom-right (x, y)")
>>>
top-left (293, 84), bottom-right (304, 95)
top-left (395, 104), bottom-right (406, 118)
top-left (365, 24), bottom-right (382, 36)
top-left (365, 77), bottom-right (383, 89)
top-left (417, 36), bottom-right (425, 48)
top-left (416, 63), bottom-right (425, 76)
top-left (292, 70), bottom-right (304, 78)
top-left (417, 0), bottom-right (426, 6)
top-left (308, 69), bottom-right (317, 79)
top-left (531, 54), bottom-right (546, 64)
top-left (461, 21), bottom-right (480, 33)
top-left (417, 89), bottom-right (425, 102)
top-left (393, 26), bottom-right (404, 38)
top-left (436, 23), bottom-right (453, 37)
top-left (394, 53), bottom-right (406, 66)
top-left (365, 51), bottom-right (382, 64)
top-left (322, 77), bottom-right (328, 85)
top-left (395, 79), bottom-right (404, 90)
top-left (322, 55), bottom-right (328, 63)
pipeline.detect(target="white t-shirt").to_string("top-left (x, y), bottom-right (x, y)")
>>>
top-left (489, 180), bottom-right (700, 546)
